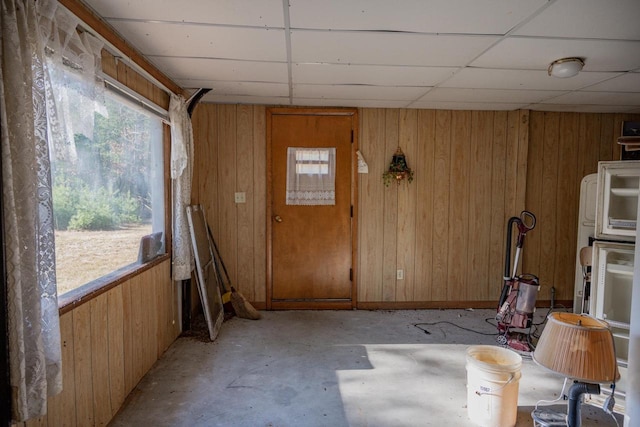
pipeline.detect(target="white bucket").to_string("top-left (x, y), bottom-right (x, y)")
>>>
top-left (466, 345), bottom-right (522, 427)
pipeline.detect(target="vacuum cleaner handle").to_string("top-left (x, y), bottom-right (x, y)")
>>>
top-left (515, 211), bottom-right (536, 248)
top-left (519, 210), bottom-right (536, 232)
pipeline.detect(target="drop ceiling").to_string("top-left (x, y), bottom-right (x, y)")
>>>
top-left (82, 0), bottom-right (640, 112)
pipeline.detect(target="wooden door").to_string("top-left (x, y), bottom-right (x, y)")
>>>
top-left (267, 108), bottom-right (357, 309)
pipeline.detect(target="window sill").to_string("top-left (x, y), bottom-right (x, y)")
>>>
top-left (58, 253), bottom-right (171, 315)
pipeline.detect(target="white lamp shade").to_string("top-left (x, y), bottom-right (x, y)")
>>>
top-left (533, 312), bottom-right (619, 383)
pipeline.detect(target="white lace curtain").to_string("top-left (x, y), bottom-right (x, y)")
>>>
top-left (2, 0), bottom-right (60, 421)
top-left (2, 0), bottom-right (105, 421)
top-left (286, 147), bottom-right (336, 205)
top-left (169, 94), bottom-right (194, 281)
top-left (38, 0), bottom-right (105, 163)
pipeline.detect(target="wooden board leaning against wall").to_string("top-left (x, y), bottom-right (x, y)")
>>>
top-left (191, 105), bottom-right (640, 310)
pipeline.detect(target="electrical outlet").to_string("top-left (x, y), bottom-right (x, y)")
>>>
top-left (234, 192), bottom-right (246, 203)
top-left (397, 269), bottom-right (404, 280)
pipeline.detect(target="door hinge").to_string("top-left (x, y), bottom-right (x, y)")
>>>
top-left (350, 268), bottom-right (353, 281)
top-left (351, 130), bottom-right (354, 143)
top-left (350, 205), bottom-right (353, 218)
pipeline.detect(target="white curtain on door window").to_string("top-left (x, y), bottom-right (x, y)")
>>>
top-left (169, 94), bottom-right (194, 281)
top-left (1, 0), bottom-right (65, 421)
top-left (286, 147), bottom-right (336, 206)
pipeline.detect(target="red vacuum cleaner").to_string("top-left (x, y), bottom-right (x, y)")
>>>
top-left (496, 210), bottom-right (539, 353)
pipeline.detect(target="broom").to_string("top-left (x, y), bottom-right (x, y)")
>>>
top-left (207, 225), bottom-right (261, 320)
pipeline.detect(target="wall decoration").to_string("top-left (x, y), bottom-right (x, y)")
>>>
top-left (383, 147), bottom-right (414, 186)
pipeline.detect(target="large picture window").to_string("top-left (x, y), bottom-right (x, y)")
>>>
top-left (49, 79), bottom-right (165, 297)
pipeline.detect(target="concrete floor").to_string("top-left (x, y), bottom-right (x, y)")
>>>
top-left (109, 309), bottom-right (623, 427)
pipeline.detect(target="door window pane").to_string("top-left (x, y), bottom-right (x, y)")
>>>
top-left (286, 147), bottom-right (336, 205)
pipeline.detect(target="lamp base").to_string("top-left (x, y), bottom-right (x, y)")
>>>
top-left (568, 382), bottom-right (600, 427)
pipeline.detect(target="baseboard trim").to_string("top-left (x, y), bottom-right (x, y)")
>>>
top-left (249, 300), bottom-right (572, 311)
top-left (356, 300), bottom-right (572, 310)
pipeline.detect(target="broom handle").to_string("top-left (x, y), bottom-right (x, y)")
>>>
top-left (207, 224), bottom-right (233, 289)
top-left (211, 243), bottom-right (229, 294)
top-left (204, 222), bottom-right (228, 295)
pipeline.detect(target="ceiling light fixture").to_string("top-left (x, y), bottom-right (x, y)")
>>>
top-left (548, 57), bottom-right (585, 78)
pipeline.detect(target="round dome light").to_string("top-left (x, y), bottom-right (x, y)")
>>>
top-left (548, 57), bottom-right (585, 78)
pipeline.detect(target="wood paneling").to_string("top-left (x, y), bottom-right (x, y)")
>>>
top-left (192, 105), bottom-right (639, 308)
top-left (90, 297), bottom-right (111, 425)
top-left (431, 110), bottom-right (452, 301)
top-left (382, 110), bottom-right (400, 302)
top-left (522, 111), bottom-right (640, 301)
top-left (106, 286), bottom-right (125, 415)
top-left (253, 107), bottom-right (267, 303)
top-left (17, 261), bottom-right (179, 427)
top-left (358, 109), bottom-right (385, 302)
top-left (448, 111), bottom-right (472, 301)
top-left (192, 105), bottom-right (268, 301)
top-left (413, 110), bottom-right (435, 301)
top-left (46, 312), bottom-right (76, 426)
top-left (396, 109), bottom-right (418, 302)
top-left (72, 304), bottom-right (94, 426)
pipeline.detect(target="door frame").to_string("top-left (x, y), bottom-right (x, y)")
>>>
top-left (266, 107), bottom-right (358, 310)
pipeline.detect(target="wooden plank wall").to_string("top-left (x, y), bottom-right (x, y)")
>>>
top-left (523, 112), bottom-right (640, 301)
top-left (358, 109), bottom-right (529, 306)
top-left (191, 104), bottom-right (267, 304)
top-left (13, 260), bottom-right (178, 427)
top-left (190, 105), bottom-right (639, 307)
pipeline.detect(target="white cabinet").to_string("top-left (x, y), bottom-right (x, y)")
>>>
top-left (595, 160), bottom-right (640, 242)
top-left (587, 160), bottom-right (640, 405)
top-left (591, 241), bottom-right (634, 367)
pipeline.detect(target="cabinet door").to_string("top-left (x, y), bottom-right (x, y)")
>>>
top-left (595, 160), bottom-right (640, 241)
top-left (591, 241), bottom-right (634, 366)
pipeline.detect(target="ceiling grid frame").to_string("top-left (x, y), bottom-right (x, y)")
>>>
top-left (80, 0), bottom-right (640, 112)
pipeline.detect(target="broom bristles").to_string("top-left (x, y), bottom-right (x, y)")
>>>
top-left (230, 287), bottom-right (261, 320)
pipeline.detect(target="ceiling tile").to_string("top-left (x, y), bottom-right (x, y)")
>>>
top-left (291, 31), bottom-right (498, 66)
top-left (543, 91), bottom-right (640, 106)
top-left (201, 94), bottom-right (290, 105)
top-left (176, 81), bottom-right (289, 97)
top-left (289, 0), bottom-right (546, 34)
top-left (471, 37), bottom-right (640, 72)
top-left (293, 84), bottom-right (428, 100)
top-left (514, 0), bottom-right (640, 40)
top-left (148, 57), bottom-right (288, 83)
top-left (442, 68), bottom-right (621, 91)
top-left (292, 63), bottom-right (457, 86)
top-left (293, 98), bottom-right (409, 108)
top-left (84, 0), bottom-right (284, 27)
top-left (106, 21), bottom-right (286, 61)
top-left (408, 101), bottom-right (525, 110)
top-left (582, 72), bottom-right (640, 92)
top-left (419, 87), bottom-right (566, 103)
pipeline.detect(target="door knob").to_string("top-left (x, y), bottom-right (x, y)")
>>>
top-left (274, 215), bottom-right (283, 223)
